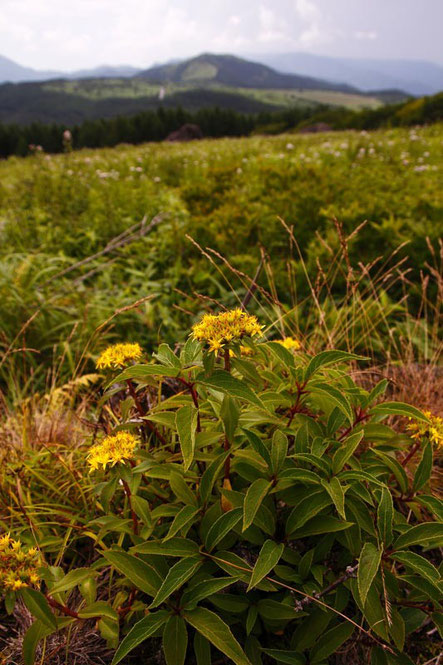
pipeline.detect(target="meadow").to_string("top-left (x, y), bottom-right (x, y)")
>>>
top-left (0, 124), bottom-right (442, 665)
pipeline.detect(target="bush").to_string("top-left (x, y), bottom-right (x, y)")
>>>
top-left (2, 309), bottom-right (442, 665)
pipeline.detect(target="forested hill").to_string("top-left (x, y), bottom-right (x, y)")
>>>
top-left (137, 53), bottom-right (355, 92)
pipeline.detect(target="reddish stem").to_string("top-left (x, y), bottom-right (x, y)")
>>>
top-left (46, 596), bottom-right (80, 619)
top-left (401, 440), bottom-right (421, 468)
top-left (121, 478), bottom-right (139, 535)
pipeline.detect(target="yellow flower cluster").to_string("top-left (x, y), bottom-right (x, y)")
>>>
top-left (0, 534), bottom-right (41, 593)
top-left (88, 431), bottom-right (139, 471)
top-left (96, 343), bottom-right (143, 369)
top-left (276, 337), bottom-right (301, 351)
top-left (192, 309), bottom-right (262, 353)
top-left (407, 410), bottom-right (443, 449)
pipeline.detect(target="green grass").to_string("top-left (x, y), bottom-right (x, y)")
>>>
top-left (42, 78), bottom-right (381, 110)
top-left (0, 124), bottom-right (441, 401)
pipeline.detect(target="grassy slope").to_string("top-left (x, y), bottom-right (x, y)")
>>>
top-left (0, 124), bottom-right (441, 398)
top-left (43, 77), bottom-right (381, 109)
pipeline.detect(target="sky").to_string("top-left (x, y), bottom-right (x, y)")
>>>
top-left (0, 0), bottom-right (442, 71)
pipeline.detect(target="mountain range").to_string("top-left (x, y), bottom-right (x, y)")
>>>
top-left (251, 53), bottom-right (443, 96)
top-left (1, 51), bottom-right (442, 95)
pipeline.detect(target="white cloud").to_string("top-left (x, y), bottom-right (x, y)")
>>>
top-left (258, 5), bottom-right (289, 43)
top-left (294, 0), bottom-right (321, 23)
top-left (354, 30), bottom-right (377, 40)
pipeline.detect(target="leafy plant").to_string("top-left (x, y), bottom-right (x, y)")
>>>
top-left (4, 314), bottom-right (442, 665)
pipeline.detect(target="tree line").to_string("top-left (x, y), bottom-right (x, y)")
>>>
top-left (0, 93), bottom-right (441, 159)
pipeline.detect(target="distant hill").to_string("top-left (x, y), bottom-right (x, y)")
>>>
top-left (137, 53), bottom-right (356, 93)
top-left (0, 54), bottom-right (59, 83)
top-left (0, 54), bottom-right (141, 84)
top-left (250, 53), bottom-right (443, 96)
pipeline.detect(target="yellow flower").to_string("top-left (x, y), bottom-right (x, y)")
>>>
top-left (87, 431), bottom-right (139, 471)
top-left (407, 410), bottom-right (443, 449)
top-left (276, 337), bottom-right (301, 351)
top-left (96, 343), bottom-right (143, 370)
top-left (0, 535), bottom-right (41, 594)
top-left (192, 309), bottom-right (262, 353)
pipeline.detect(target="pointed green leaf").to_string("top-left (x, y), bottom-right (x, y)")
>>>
top-left (332, 431), bottom-right (364, 474)
top-left (20, 588), bottom-right (57, 630)
top-left (131, 495), bottom-right (152, 528)
top-left (321, 477), bottom-right (346, 519)
top-left (131, 537), bottom-right (200, 557)
top-left (182, 577), bottom-right (234, 609)
top-left (247, 540), bottom-right (284, 591)
top-left (370, 402), bottom-right (429, 422)
top-left (243, 479), bottom-right (272, 531)
top-left (310, 383), bottom-right (353, 423)
top-left (393, 522), bottom-right (443, 550)
top-left (286, 491), bottom-right (332, 535)
top-left (103, 550), bottom-right (162, 596)
top-left (305, 350), bottom-right (366, 380)
top-left (111, 611), bottom-right (169, 665)
top-left (164, 505), bottom-right (200, 541)
top-left (163, 615), bottom-right (188, 665)
top-left (197, 370), bottom-right (265, 409)
top-left (205, 508), bottom-right (243, 552)
top-left (377, 487), bottom-right (394, 547)
top-left (78, 601), bottom-right (118, 621)
top-left (150, 557), bottom-right (202, 609)
top-left (176, 405), bottom-right (198, 471)
top-left (391, 551), bottom-right (440, 585)
top-left (184, 607), bottom-right (252, 665)
top-left (358, 542), bottom-right (382, 606)
top-left (413, 442), bottom-right (433, 491)
top-left (310, 621), bottom-right (355, 662)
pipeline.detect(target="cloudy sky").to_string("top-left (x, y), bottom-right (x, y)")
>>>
top-left (1, 0), bottom-right (442, 71)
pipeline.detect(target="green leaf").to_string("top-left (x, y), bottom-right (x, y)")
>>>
top-left (393, 522), bottom-right (443, 550)
top-left (310, 382), bottom-right (353, 423)
top-left (243, 479), bottom-right (272, 531)
top-left (391, 551), bottom-right (440, 584)
top-left (377, 487), bottom-right (394, 547)
top-left (264, 341), bottom-right (296, 368)
top-left (242, 429), bottom-right (272, 467)
top-left (111, 611), bottom-right (169, 665)
top-left (194, 632), bottom-right (211, 665)
top-left (182, 577), bottom-right (234, 609)
top-left (389, 608), bottom-right (405, 652)
top-left (310, 621), bottom-right (355, 663)
top-left (358, 542), bottom-right (382, 606)
top-left (290, 515), bottom-right (353, 538)
top-left (23, 619), bottom-right (74, 665)
top-left (305, 350), bottom-right (365, 380)
top-left (164, 505), bottom-right (200, 541)
top-left (103, 551), bottom-right (162, 596)
top-left (49, 568), bottom-right (95, 595)
top-left (262, 649), bottom-right (305, 664)
top-left (200, 452), bottom-right (230, 504)
top-left (78, 601), bottom-right (118, 621)
top-left (205, 508), bottom-right (243, 552)
top-left (150, 557), bottom-right (202, 609)
top-left (197, 370), bottom-right (265, 409)
top-left (20, 588), bottom-right (57, 630)
top-left (286, 492), bottom-right (332, 535)
top-left (413, 442), bottom-right (432, 491)
top-left (370, 402), bottom-right (430, 423)
top-left (332, 431), bottom-right (364, 474)
top-left (170, 471), bottom-right (198, 506)
top-left (184, 607), bottom-right (252, 665)
top-left (111, 364), bottom-right (180, 385)
top-left (415, 495), bottom-right (443, 521)
top-left (220, 395), bottom-right (240, 442)
top-left (278, 468), bottom-right (321, 485)
top-left (321, 477), bottom-right (346, 519)
top-left (271, 431), bottom-right (288, 475)
top-left (163, 615), bottom-right (188, 665)
top-left (131, 538), bottom-right (200, 557)
top-left (248, 540), bottom-right (284, 591)
top-left (372, 449), bottom-right (409, 494)
top-left (131, 495), bottom-right (152, 528)
top-left (176, 405), bottom-right (198, 471)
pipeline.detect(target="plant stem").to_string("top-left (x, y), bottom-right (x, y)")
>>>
top-left (121, 478), bottom-right (139, 535)
top-left (224, 348), bottom-right (231, 372)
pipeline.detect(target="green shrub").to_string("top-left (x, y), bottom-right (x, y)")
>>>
top-left (3, 310), bottom-right (442, 664)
